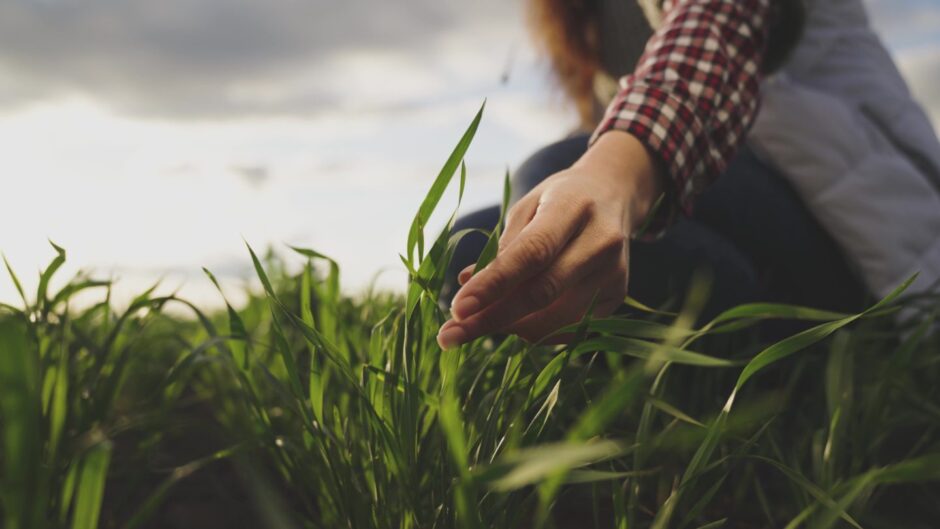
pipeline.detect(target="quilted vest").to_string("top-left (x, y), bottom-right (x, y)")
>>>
top-left (597, 0), bottom-right (940, 297)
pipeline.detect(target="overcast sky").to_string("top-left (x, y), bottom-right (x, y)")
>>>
top-left (1, 0), bottom-right (938, 307)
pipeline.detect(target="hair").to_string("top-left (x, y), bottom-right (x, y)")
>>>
top-left (526, 0), bottom-right (601, 125)
top-left (526, 0), bottom-right (807, 126)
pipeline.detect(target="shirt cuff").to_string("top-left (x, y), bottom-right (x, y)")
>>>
top-left (590, 81), bottom-right (707, 240)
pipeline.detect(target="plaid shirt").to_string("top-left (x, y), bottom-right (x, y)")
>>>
top-left (591, 0), bottom-right (772, 237)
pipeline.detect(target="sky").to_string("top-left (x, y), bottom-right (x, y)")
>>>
top-left (1, 0), bottom-right (939, 307)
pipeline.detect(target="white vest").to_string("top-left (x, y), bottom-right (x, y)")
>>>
top-left (748, 0), bottom-right (940, 298)
top-left (636, 0), bottom-right (940, 298)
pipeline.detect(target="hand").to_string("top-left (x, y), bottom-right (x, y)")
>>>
top-left (437, 131), bottom-right (663, 348)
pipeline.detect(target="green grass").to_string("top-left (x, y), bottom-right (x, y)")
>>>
top-left (2, 104), bottom-right (939, 528)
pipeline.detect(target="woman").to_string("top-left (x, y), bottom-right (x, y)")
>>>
top-left (437, 0), bottom-right (940, 349)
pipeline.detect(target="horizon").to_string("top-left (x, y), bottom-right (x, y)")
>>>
top-left (2, 0), bottom-right (938, 308)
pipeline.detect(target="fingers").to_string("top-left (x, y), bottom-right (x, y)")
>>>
top-left (498, 195), bottom-right (538, 252)
top-left (450, 197), bottom-right (590, 322)
top-left (456, 196), bottom-right (538, 287)
top-left (446, 226), bottom-right (624, 345)
top-left (439, 232), bottom-right (628, 349)
top-left (438, 270), bottom-right (625, 349)
top-left (458, 265), bottom-right (474, 286)
top-left (509, 278), bottom-right (625, 344)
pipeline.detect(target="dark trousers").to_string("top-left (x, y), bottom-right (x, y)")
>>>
top-left (442, 134), bottom-right (866, 318)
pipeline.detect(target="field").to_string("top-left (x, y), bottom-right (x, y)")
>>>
top-left (2, 106), bottom-right (939, 529)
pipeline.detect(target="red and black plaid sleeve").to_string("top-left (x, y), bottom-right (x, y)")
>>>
top-left (590, 0), bottom-right (772, 237)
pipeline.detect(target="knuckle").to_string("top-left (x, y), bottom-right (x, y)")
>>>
top-left (506, 200), bottom-right (533, 228)
top-left (505, 204), bottom-right (524, 226)
top-left (598, 227), bottom-right (627, 253)
top-left (527, 274), bottom-right (562, 307)
top-left (561, 194), bottom-right (593, 217)
top-left (519, 233), bottom-right (555, 268)
top-left (578, 197), bottom-right (597, 217)
top-left (480, 265), bottom-right (507, 294)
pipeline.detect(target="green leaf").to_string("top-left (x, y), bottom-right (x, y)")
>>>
top-left (38, 240), bottom-right (66, 312)
top-left (572, 336), bottom-right (738, 368)
top-left (49, 279), bottom-right (111, 311)
top-left (485, 440), bottom-right (631, 491)
top-left (0, 317), bottom-right (41, 529)
top-left (245, 242), bottom-right (279, 304)
top-left (623, 294), bottom-right (676, 316)
top-left (646, 396), bottom-right (705, 428)
top-left (747, 456), bottom-right (864, 529)
top-left (473, 169), bottom-right (511, 274)
top-left (731, 275), bottom-right (915, 405)
top-left (439, 390), bottom-right (483, 529)
top-left (299, 263), bottom-right (324, 421)
top-left (556, 317), bottom-right (681, 340)
top-left (563, 468), bottom-right (658, 484)
top-left (875, 453), bottom-right (940, 484)
top-left (203, 267), bottom-right (249, 369)
top-left (568, 369), bottom-right (645, 442)
top-left (695, 519), bottom-right (728, 529)
top-left (71, 440), bottom-right (112, 529)
top-left (407, 101), bottom-right (484, 264)
top-left (3, 254), bottom-right (29, 310)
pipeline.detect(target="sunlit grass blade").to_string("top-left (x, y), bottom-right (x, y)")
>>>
top-left (407, 101), bottom-right (484, 264)
top-left (483, 440), bottom-right (632, 492)
top-left (646, 395), bottom-right (705, 428)
top-left (623, 294), bottom-right (677, 316)
top-left (572, 336), bottom-right (738, 367)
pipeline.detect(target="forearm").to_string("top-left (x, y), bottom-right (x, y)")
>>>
top-left (588, 0), bottom-right (773, 234)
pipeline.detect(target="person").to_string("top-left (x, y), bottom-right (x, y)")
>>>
top-left (437, 0), bottom-right (940, 349)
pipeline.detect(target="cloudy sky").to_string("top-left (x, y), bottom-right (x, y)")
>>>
top-left (1, 0), bottom-right (938, 306)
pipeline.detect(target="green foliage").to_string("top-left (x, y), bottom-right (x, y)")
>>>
top-left (1, 106), bottom-right (939, 529)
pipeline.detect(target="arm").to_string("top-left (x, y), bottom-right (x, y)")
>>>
top-left (593, 0), bottom-right (773, 235)
top-left (438, 0), bottom-right (773, 348)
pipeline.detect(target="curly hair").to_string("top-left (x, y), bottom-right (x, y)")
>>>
top-left (526, 0), bottom-right (806, 126)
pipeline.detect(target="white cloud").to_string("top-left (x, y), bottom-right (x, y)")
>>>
top-left (2, 0), bottom-right (936, 309)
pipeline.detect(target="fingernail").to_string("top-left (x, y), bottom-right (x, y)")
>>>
top-left (451, 295), bottom-right (480, 321)
top-left (437, 325), bottom-right (467, 349)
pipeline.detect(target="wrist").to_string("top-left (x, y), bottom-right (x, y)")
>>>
top-left (574, 130), bottom-right (665, 233)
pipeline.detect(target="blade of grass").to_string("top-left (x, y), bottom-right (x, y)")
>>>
top-left (38, 241), bottom-right (66, 315)
top-left (572, 336), bottom-right (738, 368)
top-left (407, 102), bottom-right (484, 264)
top-left (71, 440), bottom-right (112, 529)
top-left (2, 254), bottom-right (28, 310)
